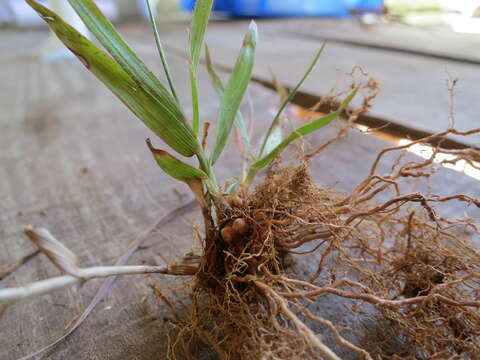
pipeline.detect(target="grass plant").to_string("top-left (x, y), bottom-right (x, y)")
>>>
top-left (2, 1), bottom-right (480, 358)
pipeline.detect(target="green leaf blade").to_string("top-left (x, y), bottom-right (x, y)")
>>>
top-left (190, 0), bottom-right (214, 73)
top-left (190, 69), bottom-right (201, 136)
top-left (66, 0), bottom-right (188, 126)
top-left (188, 0), bottom-right (213, 136)
top-left (210, 21), bottom-right (258, 165)
top-left (259, 43), bottom-right (326, 157)
top-left (147, 139), bottom-right (207, 182)
top-left (205, 44), bottom-right (251, 153)
top-left (249, 88), bottom-right (358, 178)
top-left (26, 0), bottom-right (199, 157)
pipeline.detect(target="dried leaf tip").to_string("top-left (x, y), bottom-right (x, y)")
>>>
top-left (244, 21), bottom-right (258, 48)
top-left (146, 138), bottom-right (167, 157)
top-left (146, 138), bottom-right (208, 182)
top-left (24, 226), bottom-right (83, 278)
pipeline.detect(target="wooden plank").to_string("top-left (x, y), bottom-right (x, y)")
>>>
top-left (270, 18), bottom-right (480, 65)
top-left (1, 24), bottom-right (479, 360)
top-left (154, 20), bottom-right (480, 147)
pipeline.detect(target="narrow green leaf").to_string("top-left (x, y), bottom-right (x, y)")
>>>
top-left (259, 43), bottom-right (326, 156)
top-left (189, 0), bottom-right (213, 136)
top-left (145, 0), bottom-right (180, 104)
top-left (190, 0), bottom-right (214, 72)
top-left (65, 0), bottom-right (188, 126)
top-left (248, 88), bottom-right (358, 179)
top-left (190, 69), bottom-right (201, 136)
top-left (26, 0), bottom-right (198, 157)
top-left (146, 139), bottom-right (207, 182)
top-left (210, 21), bottom-right (258, 165)
top-left (205, 44), bottom-right (251, 153)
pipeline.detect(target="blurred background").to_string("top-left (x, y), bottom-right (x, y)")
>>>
top-left (2, 0), bottom-right (480, 34)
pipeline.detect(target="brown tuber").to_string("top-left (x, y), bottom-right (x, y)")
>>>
top-left (232, 218), bottom-right (249, 236)
top-left (221, 226), bottom-right (235, 243)
top-left (221, 218), bottom-right (250, 244)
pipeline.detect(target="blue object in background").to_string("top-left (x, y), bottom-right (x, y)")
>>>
top-left (347, 0), bottom-right (384, 12)
top-left (212, 0), bottom-right (230, 12)
top-left (182, 0), bottom-right (230, 12)
top-left (231, 0), bottom-right (349, 17)
top-left (181, 0), bottom-right (383, 17)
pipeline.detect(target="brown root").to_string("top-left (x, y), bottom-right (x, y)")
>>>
top-left (160, 127), bottom-right (480, 360)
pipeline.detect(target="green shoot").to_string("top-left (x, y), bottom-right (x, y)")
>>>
top-left (259, 43), bottom-right (326, 157)
top-left (189, 0), bottom-right (214, 136)
top-left (210, 21), bottom-right (258, 165)
top-left (189, 0), bottom-right (213, 72)
top-left (205, 44), bottom-right (251, 155)
top-left (247, 88), bottom-right (359, 184)
top-left (27, 0), bottom-right (356, 197)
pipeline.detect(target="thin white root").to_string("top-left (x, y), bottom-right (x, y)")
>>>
top-left (0, 265), bottom-right (169, 304)
top-left (1, 226), bottom-right (198, 305)
top-left (254, 280), bottom-right (343, 360)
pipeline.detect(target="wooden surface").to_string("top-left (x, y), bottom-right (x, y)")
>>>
top-left (152, 19), bottom-right (480, 147)
top-left (272, 18), bottom-right (480, 64)
top-left (1, 21), bottom-right (479, 360)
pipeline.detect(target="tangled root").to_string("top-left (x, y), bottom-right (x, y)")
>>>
top-left (159, 127), bottom-right (480, 360)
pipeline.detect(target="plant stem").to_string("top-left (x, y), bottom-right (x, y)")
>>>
top-left (197, 151), bottom-right (218, 193)
top-left (242, 168), bottom-right (257, 189)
